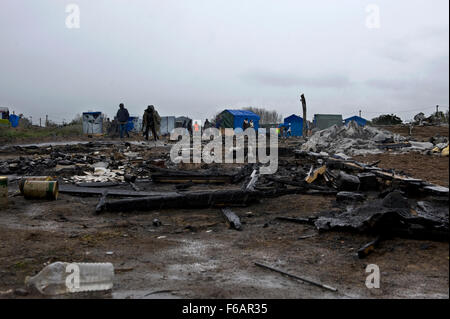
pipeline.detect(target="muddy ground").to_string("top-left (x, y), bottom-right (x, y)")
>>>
top-left (0, 127), bottom-right (448, 299)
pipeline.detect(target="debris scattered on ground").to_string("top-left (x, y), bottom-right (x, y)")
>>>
top-left (301, 121), bottom-right (406, 156)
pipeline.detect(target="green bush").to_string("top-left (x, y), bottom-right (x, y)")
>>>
top-left (371, 114), bottom-right (402, 125)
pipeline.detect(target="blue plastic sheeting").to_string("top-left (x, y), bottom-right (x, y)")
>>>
top-left (283, 114), bottom-right (304, 136)
top-left (224, 109), bottom-right (260, 130)
top-left (9, 114), bottom-right (19, 128)
top-left (126, 117), bottom-right (137, 132)
top-left (344, 116), bottom-right (367, 126)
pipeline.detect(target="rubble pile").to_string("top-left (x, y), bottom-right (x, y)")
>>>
top-left (302, 121), bottom-right (407, 156)
top-left (314, 191), bottom-right (449, 240)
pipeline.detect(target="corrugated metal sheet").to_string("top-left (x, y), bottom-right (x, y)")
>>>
top-left (160, 116), bottom-right (176, 135)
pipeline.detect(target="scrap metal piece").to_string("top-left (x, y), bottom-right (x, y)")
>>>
top-left (254, 262), bottom-right (337, 292)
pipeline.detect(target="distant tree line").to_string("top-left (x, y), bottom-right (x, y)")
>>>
top-left (243, 107), bottom-right (283, 124)
top-left (371, 114), bottom-right (403, 125)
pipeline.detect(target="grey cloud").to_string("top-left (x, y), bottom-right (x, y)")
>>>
top-left (242, 70), bottom-right (352, 89)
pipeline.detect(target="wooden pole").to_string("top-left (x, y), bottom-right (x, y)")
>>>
top-left (301, 94), bottom-right (307, 136)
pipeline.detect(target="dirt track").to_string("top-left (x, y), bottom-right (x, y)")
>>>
top-left (0, 126), bottom-right (449, 299)
top-left (1, 191), bottom-right (448, 299)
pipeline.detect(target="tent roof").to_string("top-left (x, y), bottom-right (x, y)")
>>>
top-left (284, 114), bottom-right (303, 121)
top-left (344, 115), bottom-right (367, 122)
top-left (224, 109), bottom-right (260, 119)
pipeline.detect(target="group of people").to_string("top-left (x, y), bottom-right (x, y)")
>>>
top-left (242, 118), bottom-right (254, 130)
top-left (115, 103), bottom-right (160, 141)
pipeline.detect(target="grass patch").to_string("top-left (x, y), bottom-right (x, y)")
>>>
top-left (0, 124), bottom-right (83, 143)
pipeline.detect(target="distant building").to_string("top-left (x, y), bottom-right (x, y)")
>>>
top-left (216, 109), bottom-right (260, 130)
top-left (313, 114), bottom-right (343, 130)
top-left (176, 116), bottom-right (191, 128)
top-left (159, 116), bottom-right (176, 135)
top-left (344, 116), bottom-right (367, 126)
top-left (283, 114), bottom-right (304, 136)
top-left (82, 112), bottom-right (103, 134)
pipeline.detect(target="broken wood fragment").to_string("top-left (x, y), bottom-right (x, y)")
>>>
top-left (357, 236), bottom-right (382, 259)
top-left (275, 216), bottom-right (317, 225)
top-left (95, 190), bottom-right (108, 214)
top-left (245, 169), bottom-right (259, 191)
top-left (305, 165), bottom-right (327, 184)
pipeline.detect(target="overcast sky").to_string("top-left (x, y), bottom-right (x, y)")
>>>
top-left (0, 0), bottom-right (448, 124)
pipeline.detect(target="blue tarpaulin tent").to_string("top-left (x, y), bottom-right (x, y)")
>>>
top-left (218, 109), bottom-right (260, 130)
top-left (283, 114), bottom-right (304, 136)
top-left (9, 114), bottom-right (19, 128)
top-left (344, 116), bottom-right (367, 126)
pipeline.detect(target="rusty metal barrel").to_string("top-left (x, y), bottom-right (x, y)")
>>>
top-left (22, 180), bottom-right (59, 200)
top-left (19, 176), bottom-right (54, 194)
top-left (0, 176), bottom-right (8, 207)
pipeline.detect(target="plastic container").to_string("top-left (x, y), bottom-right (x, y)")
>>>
top-left (22, 180), bottom-right (59, 200)
top-left (0, 176), bottom-right (8, 208)
top-left (25, 262), bottom-right (114, 295)
top-left (19, 176), bottom-right (54, 194)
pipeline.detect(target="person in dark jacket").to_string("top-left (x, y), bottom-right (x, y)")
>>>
top-left (142, 105), bottom-right (160, 141)
top-left (116, 103), bottom-right (130, 138)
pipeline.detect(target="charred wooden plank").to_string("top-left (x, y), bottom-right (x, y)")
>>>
top-left (95, 190), bottom-right (108, 214)
top-left (275, 216), bottom-right (317, 225)
top-left (77, 182), bottom-right (120, 188)
top-left (151, 173), bottom-right (232, 184)
top-left (59, 184), bottom-right (174, 197)
top-left (102, 189), bottom-right (261, 213)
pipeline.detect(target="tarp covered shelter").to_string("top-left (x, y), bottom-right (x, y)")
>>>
top-left (9, 114), bottom-right (19, 128)
top-left (217, 109), bottom-right (260, 130)
top-left (344, 116), bottom-right (367, 126)
top-left (283, 114), bottom-right (304, 136)
top-left (313, 114), bottom-right (343, 130)
top-left (82, 112), bottom-right (103, 134)
top-left (175, 116), bottom-right (191, 128)
top-left (127, 116), bottom-right (142, 133)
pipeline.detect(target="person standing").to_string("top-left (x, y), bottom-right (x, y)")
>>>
top-left (242, 118), bottom-right (250, 130)
top-left (116, 103), bottom-right (130, 138)
top-left (143, 105), bottom-right (160, 141)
